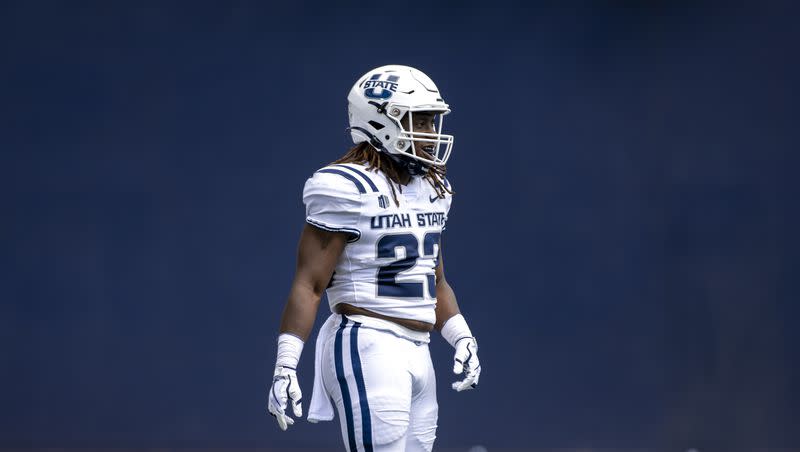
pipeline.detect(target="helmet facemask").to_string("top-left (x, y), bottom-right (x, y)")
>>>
top-left (387, 107), bottom-right (453, 170)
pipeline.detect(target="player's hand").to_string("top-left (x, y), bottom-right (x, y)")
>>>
top-left (267, 366), bottom-right (303, 430)
top-left (451, 337), bottom-right (481, 391)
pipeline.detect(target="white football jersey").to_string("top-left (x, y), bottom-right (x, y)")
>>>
top-left (303, 162), bottom-right (452, 325)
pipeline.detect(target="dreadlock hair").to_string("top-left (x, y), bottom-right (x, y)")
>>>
top-left (332, 142), bottom-right (453, 207)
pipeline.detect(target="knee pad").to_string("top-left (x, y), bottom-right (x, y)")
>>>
top-left (407, 424), bottom-right (436, 452)
top-left (370, 394), bottom-right (410, 445)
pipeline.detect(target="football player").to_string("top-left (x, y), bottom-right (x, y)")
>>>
top-left (267, 65), bottom-right (481, 452)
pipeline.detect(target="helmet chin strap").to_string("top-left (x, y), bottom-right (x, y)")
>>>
top-left (386, 152), bottom-right (430, 176)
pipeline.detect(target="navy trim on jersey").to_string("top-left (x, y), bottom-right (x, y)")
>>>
top-left (350, 322), bottom-right (374, 451)
top-left (317, 169), bottom-right (366, 194)
top-left (442, 177), bottom-right (450, 189)
top-left (334, 164), bottom-right (379, 193)
top-left (305, 218), bottom-right (361, 243)
top-left (335, 318), bottom-right (358, 452)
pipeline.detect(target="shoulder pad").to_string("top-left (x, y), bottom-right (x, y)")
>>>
top-left (312, 164), bottom-right (380, 195)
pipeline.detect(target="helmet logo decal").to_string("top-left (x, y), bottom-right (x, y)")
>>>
top-left (363, 73), bottom-right (399, 99)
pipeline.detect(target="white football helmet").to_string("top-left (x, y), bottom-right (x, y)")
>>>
top-left (347, 65), bottom-right (454, 174)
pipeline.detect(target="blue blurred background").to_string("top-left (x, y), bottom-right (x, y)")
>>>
top-left (1, 1), bottom-right (798, 450)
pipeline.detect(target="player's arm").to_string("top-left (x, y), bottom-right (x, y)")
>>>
top-left (268, 223), bottom-right (348, 430)
top-left (433, 246), bottom-right (482, 392)
top-left (280, 223), bottom-right (348, 340)
top-left (433, 249), bottom-right (460, 330)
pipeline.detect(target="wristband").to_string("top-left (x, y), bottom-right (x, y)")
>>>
top-left (440, 314), bottom-right (473, 348)
top-left (275, 333), bottom-right (304, 369)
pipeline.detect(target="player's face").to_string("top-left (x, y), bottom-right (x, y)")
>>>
top-left (401, 111), bottom-right (438, 160)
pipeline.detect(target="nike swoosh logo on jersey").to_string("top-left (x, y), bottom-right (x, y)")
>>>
top-left (429, 195), bottom-right (439, 203)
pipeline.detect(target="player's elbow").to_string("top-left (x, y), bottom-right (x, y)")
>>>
top-left (310, 280), bottom-right (329, 299)
top-left (291, 276), bottom-right (327, 303)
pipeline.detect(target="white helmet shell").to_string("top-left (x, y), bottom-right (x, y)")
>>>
top-left (347, 65), bottom-right (453, 168)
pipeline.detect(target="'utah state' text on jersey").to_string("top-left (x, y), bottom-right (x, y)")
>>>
top-left (302, 162), bottom-right (452, 324)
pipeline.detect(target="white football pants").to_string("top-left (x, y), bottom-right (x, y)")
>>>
top-left (320, 315), bottom-right (438, 452)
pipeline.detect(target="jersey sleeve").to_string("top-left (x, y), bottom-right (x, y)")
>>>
top-left (303, 171), bottom-right (364, 242)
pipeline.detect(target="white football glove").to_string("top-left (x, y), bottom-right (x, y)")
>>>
top-left (267, 365), bottom-right (303, 430)
top-left (451, 337), bottom-right (481, 391)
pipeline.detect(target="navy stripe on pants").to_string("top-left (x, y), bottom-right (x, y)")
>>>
top-left (350, 322), bottom-right (373, 451)
top-left (334, 317), bottom-right (358, 452)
